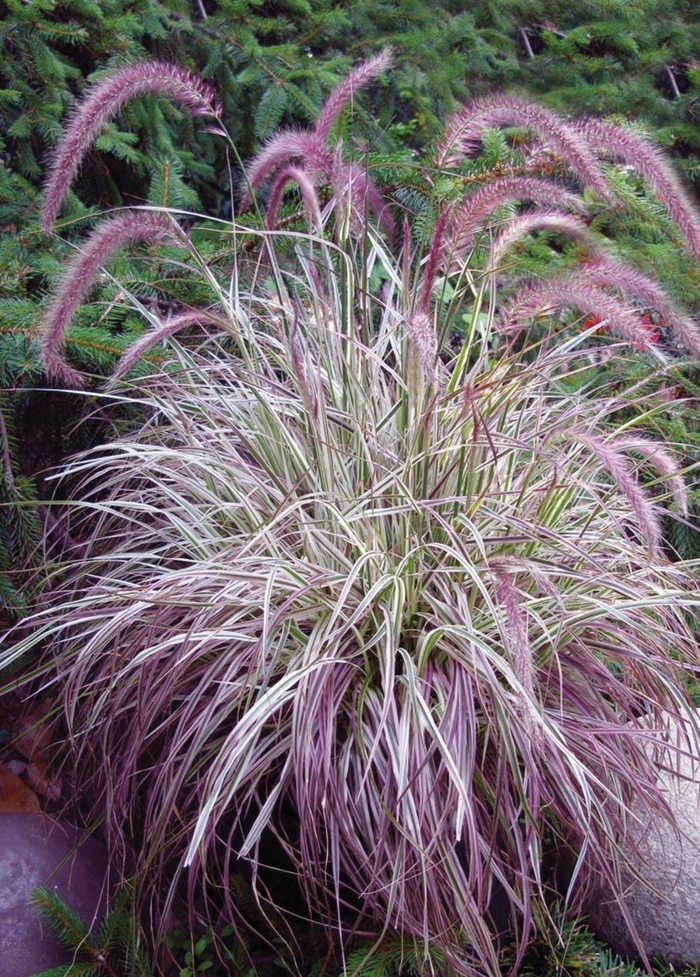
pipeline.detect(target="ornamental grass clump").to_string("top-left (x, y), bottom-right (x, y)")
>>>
top-left (5, 55), bottom-right (700, 977)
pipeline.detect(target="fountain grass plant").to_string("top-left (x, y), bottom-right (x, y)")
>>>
top-left (4, 54), bottom-right (700, 977)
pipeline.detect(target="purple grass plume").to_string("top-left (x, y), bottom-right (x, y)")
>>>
top-left (576, 256), bottom-right (700, 358)
top-left (111, 309), bottom-right (224, 383)
top-left (416, 210), bottom-right (450, 315)
top-left (487, 211), bottom-right (599, 273)
top-left (577, 119), bottom-right (700, 266)
top-left (289, 315), bottom-right (320, 423)
top-left (242, 50), bottom-right (393, 237)
top-left (40, 211), bottom-right (184, 387)
top-left (613, 436), bottom-right (688, 517)
top-left (313, 48), bottom-right (392, 142)
top-left (493, 566), bottom-right (544, 756)
top-left (264, 164), bottom-right (324, 231)
top-left (504, 275), bottom-right (665, 354)
top-left (407, 310), bottom-right (438, 385)
top-left (332, 159), bottom-right (396, 239)
top-left (571, 430), bottom-right (664, 554)
top-left (41, 62), bottom-right (221, 234)
top-left (241, 131), bottom-right (329, 212)
top-left (446, 176), bottom-right (584, 261)
top-left (436, 94), bottom-right (610, 200)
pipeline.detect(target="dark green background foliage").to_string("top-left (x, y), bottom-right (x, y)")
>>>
top-left (494, 0), bottom-right (700, 164)
top-left (2, 0), bottom-right (700, 618)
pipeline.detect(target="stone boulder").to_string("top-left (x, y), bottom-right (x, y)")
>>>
top-left (0, 814), bottom-right (110, 977)
top-left (585, 717), bottom-right (700, 965)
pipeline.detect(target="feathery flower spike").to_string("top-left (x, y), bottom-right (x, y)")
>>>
top-left (333, 160), bottom-right (396, 239)
top-left (493, 567), bottom-right (544, 756)
top-left (577, 119), bottom-right (700, 266)
top-left (437, 94), bottom-right (610, 200)
top-left (504, 276), bottom-right (665, 355)
top-left (487, 211), bottom-right (599, 273)
top-left (575, 256), bottom-right (700, 359)
top-left (447, 176), bottom-right (584, 260)
top-left (612, 436), bottom-right (688, 516)
top-left (242, 50), bottom-right (393, 235)
top-left (264, 164), bottom-right (324, 231)
top-left (40, 211), bottom-right (184, 387)
top-left (111, 310), bottom-right (224, 383)
top-left (407, 311), bottom-right (438, 385)
top-left (571, 430), bottom-right (663, 555)
top-left (313, 48), bottom-right (393, 142)
top-left (417, 209), bottom-right (450, 314)
top-left (240, 132), bottom-right (328, 212)
top-left (42, 62), bottom-right (221, 233)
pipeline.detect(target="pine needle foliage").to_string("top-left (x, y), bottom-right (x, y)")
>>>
top-left (487, 0), bottom-right (700, 162)
top-left (32, 881), bottom-right (152, 977)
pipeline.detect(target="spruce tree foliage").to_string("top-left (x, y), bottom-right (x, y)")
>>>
top-left (29, 883), bottom-right (700, 977)
top-left (185, 0), bottom-right (518, 155)
top-left (31, 882), bottom-right (152, 977)
top-left (484, 0), bottom-right (700, 167)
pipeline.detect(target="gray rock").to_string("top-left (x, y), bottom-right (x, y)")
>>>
top-left (586, 719), bottom-right (700, 965)
top-left (0, 814), bottom-right (110, 977)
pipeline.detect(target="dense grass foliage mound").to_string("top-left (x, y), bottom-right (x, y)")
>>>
top-left (4, 55), bottom-right (700, 976)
